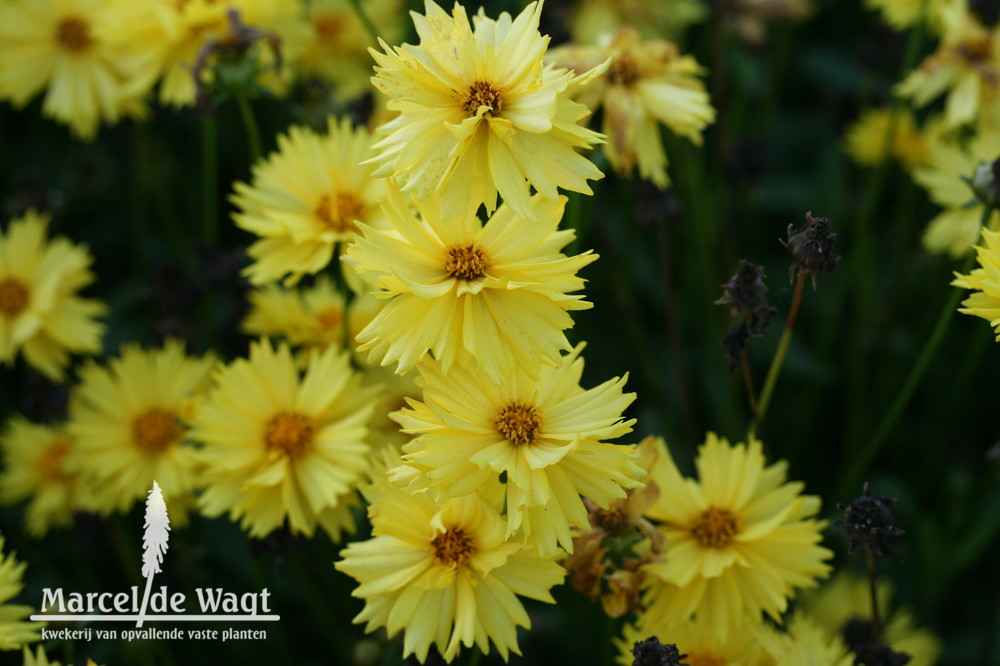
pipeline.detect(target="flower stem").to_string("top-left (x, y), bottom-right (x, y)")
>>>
top-left (236, 91), bottom-right (262, 164)
top-left (741, 349), bottom-right (761, 435)
top-left (750, 270), bottom-right (807, 438)
top-left (201, 114), bottom-right (218, 242)
top-left (839, 252), bottom-right (975, 500)
top-left (864, 544), bottom-right (882, 641)
top-left (348, 0), bottom-right (380, 45)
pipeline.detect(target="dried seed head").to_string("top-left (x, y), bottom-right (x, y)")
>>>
top-left (629, 637), bottom-right (689, 666)
top-left (834, 482), bottom-right (905, 562)
top-left (970, 157), bottom-right (1000, 210)
top-left (716, 259), bottom-right (770, 317)
top-left (852, 641), bottom-right (912, 666)
top-left (782, 212), bottom-right (840, 286)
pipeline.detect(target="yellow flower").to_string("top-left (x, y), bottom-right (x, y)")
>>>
top-left (299, 0), bottom-right (404, 99)
top-left (0, 0), bottom-right (159, 139)
top-left (896, 1), bottom-right (1000, 129)
top-left (232, 117), bottom-right (386, 286)
top-left (616, 616), bottom-right (763, 665)
top-left (864, 0), bottom-right (943, 30)
top-left (241, 276), bottom-right (347, 357)
top-left (348, 183), bottom-right (597, 382)
top-left (0, 210), bottom-right (106, 381)
top-left (392, 345), bottom-right (642, 557)
top-left (798, 570), bottom-right (942, 666)
top-left (639, 434), bottom-right (832, 639)
top-left (0, 535), bottom-right (41, 651)
top-left (66, 340), bottom-right (216, 519)
top-left (548, 26), bottom-right (714, 188)
top-left (368, 0), bottom-right (606, 222)
top-left (22, 645), bottom-right (101, 666)
top-left (0, 418), bottom-right (83, 537)
top-left (569, 0), bottom-right (707, 45)
top-left (138, 0), bottom-right (308, 108)
top-left (755, 612), bottom-right (853, 665)
top-left (192, 339), bottom-right (377, 539)
top-left (335, 451), bottom-right (565, 663)
top-left (912, 130), bottom-right (1000, 257)
top-left (953, 227), bottom-right (1000, 338)
top-left (843, 107), bottom-right (932, 169)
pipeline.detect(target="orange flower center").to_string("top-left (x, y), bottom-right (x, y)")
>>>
top-left (690, 506), bottom-right (741, 548)
top-left (687, 654), bottom-right (726, 666)
top-left (444, 242), bottom-right (490, 280)
top-left (315, 192), bottom-right (364, 233)
top-left (607, 55), bottom-right (641, 86)
top-left (264, 412), bottom-right (314, 458)
top-left (495, 401), bottom-right (541, 447)
top-left (460, 80), bottom-right (504, 117)
top-left (38, 438), bottom-right (72, 482)
top-left (55, 16), bottom-right (93, 53)
top-left (961, 36), bottom-right (993, 62)
top-left (316, 307), bottom-right (342, 332)
top-left (313, 14), bottom-right (345, 40)
top-left (0, 277), bottom-right (30, 317)
top-left (132, 408), bottom-right (182, 453)
top-left (431, 527), bottom-right (476, 566)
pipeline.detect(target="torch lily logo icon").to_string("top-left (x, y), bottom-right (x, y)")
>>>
top-left (137, 480), bottom-right (169, 628)
top-left (31, 480), bottom-right (279, 626)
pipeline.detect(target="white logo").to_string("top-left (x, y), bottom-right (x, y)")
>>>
top-left (30, 481), bottom-right (280, 632)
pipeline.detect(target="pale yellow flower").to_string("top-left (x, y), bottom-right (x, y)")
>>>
top-left (548, 26), bottom-right (714, 188)
top-left (896, 0), bottom-right (1000, 129)
top-left (232, 117), bottom-right (386, 285)
top-left (0, 0), bottom-right (159, 139)
top-left (336, 450), bottom-right (565, 663)
top-left (368, 0), bottom-right (606, 221)
top-left (0, 210), bottom-right (105, 380)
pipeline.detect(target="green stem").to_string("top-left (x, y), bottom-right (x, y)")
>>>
top-left (838, 252), bottom-right (975, 500)
top-left (201, 114), bottom-right (219, 242)
top-left (348, 0), bottom-right (380, 45)
top-left (236, 92), bottom-right (262, 164)
top-left (750, 270), bottom-right (807, 438)
top-left (864, 545), bottom-right (882, 641)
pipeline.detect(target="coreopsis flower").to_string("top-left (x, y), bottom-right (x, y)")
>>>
top-left (616, 616), bottom-right (762, 665)
top-left (335, 451), bottom-right (565, 663)
top-left (0, 210), bottom-right (106, 381)
top-left (299, 0), bottom-right (404, 99)
top-left (133, 0), bottom-right (308, 108)
top-left (241, 276), bottom-right (346, 357)
top-left (192, 339), bottom-right (378, 539)
top-left (639, 434), bottom-right (832, 639)
top-left (66, 340), bottom-right (216, 519)
top-left (367, 0), bottom-right (606, 222)
top-left (348, 183), bottom-right (597, 382)
top-left (0, 535), bottom-right (40, 651)
top-left (755, 612), bottom-right (853, 665)
top-left (0, 418), bottom-right (82, 537)
top-left (570, 0), bottom-right (707, 44)
top-left (896, 0), bottom-right (1000, 129)
top-left (0, 0), bottom-right (159, 139)
top-left (954, 228), bottom-right (1000, 338)
top-left (843, 108), bottom-right (932, 169)
top-left (912, 130), bottom-right (1000, 257)
top-left (548, 27), bottom-right (714, 189)
top-left (864, 0), bottom-right (943, 30)
top-left (232, 117), bottom-right (386, 285)
top-left (563, 435), bottom-right (664, 617)
top-left (392, 344), bottom-right (642, 556)
top-left (799, 570), bottom-right (942, 666)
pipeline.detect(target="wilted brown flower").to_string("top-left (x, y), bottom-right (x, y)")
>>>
top-left (834, 482), bottom-right (905, 562)
top-left (782, 211), bottom-right (841, 286)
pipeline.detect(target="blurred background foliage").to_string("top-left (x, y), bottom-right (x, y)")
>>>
top-left (1, 0), bottom-right (1000, 663)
